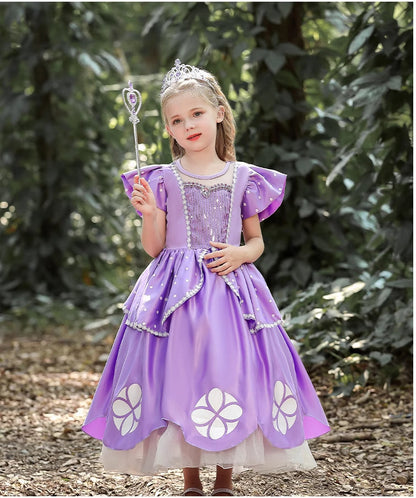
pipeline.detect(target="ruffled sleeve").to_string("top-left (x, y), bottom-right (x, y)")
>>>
top-left (241, 165), bottom-right (286, 222)
top-left (121, 165), bottom-right (167, 216)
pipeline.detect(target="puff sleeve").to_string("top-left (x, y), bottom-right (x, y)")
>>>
top-left (121, 166), bottom-right (167, 216)
top-left (241, 166), bottom-right (286, 222)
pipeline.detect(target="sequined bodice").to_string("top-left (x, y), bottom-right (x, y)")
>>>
top-left (172, 160), bottom-right (236, 249)
top-left (184, 183), bottom-right (232, 248)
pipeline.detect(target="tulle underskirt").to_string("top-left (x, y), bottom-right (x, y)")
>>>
top-left (100, 422), bottom-right (316, 476)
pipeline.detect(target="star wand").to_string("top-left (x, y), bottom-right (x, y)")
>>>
top-left (122, 81), bottom-right (142, 180)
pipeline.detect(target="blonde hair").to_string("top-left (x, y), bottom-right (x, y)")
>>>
top-left (160, 71), bottom-right (236, 162)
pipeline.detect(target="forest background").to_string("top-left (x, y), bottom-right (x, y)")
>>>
top-left (0, 1), bottom-right (412, 394)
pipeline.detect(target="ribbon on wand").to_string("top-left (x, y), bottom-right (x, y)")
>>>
top-left (122, 81), bottom-right (142, 180)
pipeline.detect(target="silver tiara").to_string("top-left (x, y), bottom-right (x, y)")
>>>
top-left (161, 59), bottom-right (209, 94)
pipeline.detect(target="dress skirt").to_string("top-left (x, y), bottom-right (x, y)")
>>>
top-left (82, 249), bottom-right (329, 475)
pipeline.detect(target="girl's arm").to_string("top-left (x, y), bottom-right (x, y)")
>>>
top-left (204, 214), bottom-right (264, 275)
top-left (240, 213), bottom-right (265, 262)
top-left (141, 209), bottom-right (166, 258)
top-left (131, 178), bottom-right (166, 258)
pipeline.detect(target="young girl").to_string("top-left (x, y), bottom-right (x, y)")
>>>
top-left (82, 60), bottom-right (330, 496)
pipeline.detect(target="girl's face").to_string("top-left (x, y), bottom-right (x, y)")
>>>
top-left (164, 90), bottom-right (224, 156)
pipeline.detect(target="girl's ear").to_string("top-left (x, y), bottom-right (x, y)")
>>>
top-left (216, 105), bottom-right (225, 123)
top-left (165, 125), bottom-right (174, 137)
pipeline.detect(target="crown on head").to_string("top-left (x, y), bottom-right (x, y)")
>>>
top-left (161, 59), bottom-right (209, 94)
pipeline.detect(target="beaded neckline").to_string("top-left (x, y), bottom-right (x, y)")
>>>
top-left (183, 182), bottom-right (232, 199)
top-left (176, 159), bottom-right (231, 180)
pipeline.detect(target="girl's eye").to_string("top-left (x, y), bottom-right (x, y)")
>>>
top-left (172, 118), bottom-right (181, 125)
top-left (194, 111), bottom-right (203, 117)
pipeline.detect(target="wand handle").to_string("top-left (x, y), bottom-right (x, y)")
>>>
top-left (132, 119), bottom-right (140, 180)
top-left (122, 81), bottom-right (142, 179)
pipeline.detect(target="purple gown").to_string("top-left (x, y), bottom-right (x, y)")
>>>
top-left (82, 160), bottom-right (330, 475)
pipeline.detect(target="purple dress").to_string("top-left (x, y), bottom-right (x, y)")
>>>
top-left (82, 160), bottom-right (330, 475)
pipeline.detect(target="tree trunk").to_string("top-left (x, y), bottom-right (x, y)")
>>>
top-left (26, 4), bottom-right (64, 293)
top-left (252, 2), bottom-right (305, 143)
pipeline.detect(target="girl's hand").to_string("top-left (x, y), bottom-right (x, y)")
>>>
top-left (204, 241), bottom-right (246, 275)
top-left (131, 177), bottom-right (157, 217)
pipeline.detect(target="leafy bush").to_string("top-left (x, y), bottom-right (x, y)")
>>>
top-left (268, 2), bottom-right (413, 390)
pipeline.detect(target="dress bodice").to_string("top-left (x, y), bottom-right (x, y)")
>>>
top-left (172, 160), bottom-right (236, 249)
top-left (184, 183), bottom-right (232, 248)
top-left (121, 160), bottom-right (286, 251)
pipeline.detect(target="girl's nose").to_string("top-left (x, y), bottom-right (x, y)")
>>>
top-left (185, 119), bottom-right (194, 130)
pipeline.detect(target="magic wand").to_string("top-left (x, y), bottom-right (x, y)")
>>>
top-left (122, 81), bottom-right (142, 180)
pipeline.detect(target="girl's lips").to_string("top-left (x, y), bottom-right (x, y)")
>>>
top-left (187, 133), bottom-right (201, 141)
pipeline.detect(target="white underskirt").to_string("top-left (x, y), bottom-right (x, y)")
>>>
top-left (100, 422), bottom-right (316, 476)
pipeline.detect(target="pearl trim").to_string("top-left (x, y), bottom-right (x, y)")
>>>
top-left (222, 274), bottom-right (240, 300)
top-left (220, 163), bottom-right (241, 297)
top-left (171, 163), bottom-right (192, 248)
top-left (162, 250), bottom-right (207, 323)
top-left (225, 162), bottom-right (238, 244)
top-left (242, 315), bottom-right (284, 335)
top-left (123, 249), bottom-right (208, 336)
top-left (124, 317), bottom-right (169, 337)
top-left (124, 309), bottom-right (284, 337)
top-left (183, 182), bottom-right (232, 198)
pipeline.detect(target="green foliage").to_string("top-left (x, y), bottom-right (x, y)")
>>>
top-left (278, 2), bottom-right (413, 389)
top-left (0, 2), bottom-right (412, 390)
top-left (0, 3), bottom-right (148, 311)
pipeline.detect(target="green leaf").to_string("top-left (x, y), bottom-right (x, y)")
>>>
top-left (177, 33), bottom-right (199, 62)
top-left (277, 2), bottom-right (293, 19)
top-left (78, 52), bottom-right (102, 76)
top-left (278, 42), bottom-right (305, 56)
top-left (394, 336), bottom-right (412, 349)
top-left (4, 4), bottom-right (24, 25)
top-left (265, 51), bottom-right (286, 74)
top-left (326, 152), bottom-right (355, 186)
top-left (393, 225), bottom-right (413, 256)
top-left (232, 41), bottom-right (249, 59)
top-left (298, 54), bottom-right (330, 79)
top-left (293, 260), bottom-right (312, 287)
top-left (376, 288), bottom-right (392, 307)
top-left (386, 279), bottom-right (413, 289)
top-left (370, 351), bottom-right (392, 366)
top-left (275, 70), bottom-right (301, 89)
top-left (351, 71), bottom-right (389, 87)
top-left (295, 158), bottom-right (314, 176)
top-left (312, 234), bottom-right (336, 253)
top-left (263, 4), bottom-right (282, 24)
top-left (249, 48), bottom-right (269, 63)
top-left (100, 51), bottom-right (123, 73)
top-left (348, 25), bottom-right (375, 54)
top-left (36, 294), bottom-right (53, 304)
top-left (386, 75), bottom-right (402, 90)
top-left (351, 85), bottom-right (387, 108)
top-left (298, 199), bottom-right (315, 218)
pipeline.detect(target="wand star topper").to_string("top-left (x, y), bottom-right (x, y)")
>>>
top-left (122, 81), bottom-right (142, 180)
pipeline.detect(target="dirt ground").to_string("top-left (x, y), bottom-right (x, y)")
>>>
top-left (0, 325), bottom-right (412, 496)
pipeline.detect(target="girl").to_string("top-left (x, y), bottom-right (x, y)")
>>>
top-left (82, 60), bottom-right (330, 496)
